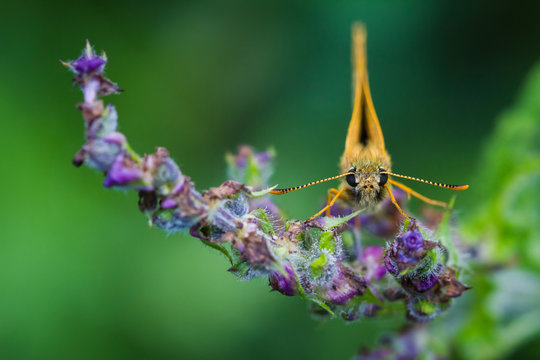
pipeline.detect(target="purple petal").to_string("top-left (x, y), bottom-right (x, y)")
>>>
top-left (324, 265), bottom-right (366, 305)
top-left (412, 273), bottom-right (438, 291)
top-left (103, 152), bottom-right (143, 187)
top-left (401, 230), bottom-right (424, 251)
top-left (102, 131), bottom-right (126, 146)
top-left (161, 197), bottom-right (178, 209)
top-left (269, 263), bottom-right (296, 296)
top-left (362, 245), bottom-right (383, 259)
top-left (361, 246), bottom-right (387, 282)
top-left (72, 54), bottom-right (106, 75)
top-left (326, 285), bottom-right (358, 305)
top-left (384, 256), bottom-right (399, 276)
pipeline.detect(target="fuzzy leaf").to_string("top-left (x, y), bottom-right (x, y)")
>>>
top-left (310, 253), bottom-right (328, 279)
top-left (321, 209), bottom-right (363, 230)
top-left (200, 239), bottom-right (233, 265)
top-left (248, 185), bottom-right (277, 197)
top-left (251, 208), bottom-right (275, 235)
top-left (319, 231), bottom-right (336, 252)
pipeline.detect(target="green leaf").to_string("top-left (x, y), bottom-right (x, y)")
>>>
top-left (321, 209), bottom-right (363, 230)
top-left (362, 286), bottom-right (383, 306)
top-left (319, 231), bottom-right (335, 252)
top-left (248, 185), bottom-right (277, 197)
top-left (199, 239), bottom-right (234, 265)
top-left (251, 208), bottom-right (275, 235)
top-left (305, 295), bottom-right (336, 317)
top-left (401, 217), bottom-right (411, 232)
top-left (295, 275), bottom-right (335, 317)
top-left (310, 253), bottom-right (327, 279)
top-left (419, 299), bottom-right (438, 316)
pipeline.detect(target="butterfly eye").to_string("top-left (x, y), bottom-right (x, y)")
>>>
top-left (378, 168), bottom-right (388, 187)
top-left (346, 168), bottom-right (357, 187)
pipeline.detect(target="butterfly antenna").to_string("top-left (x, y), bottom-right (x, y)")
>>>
top-left (270, 173), bottom-right (354, 195)
top-left (381, 172), bottom-right (469, 191)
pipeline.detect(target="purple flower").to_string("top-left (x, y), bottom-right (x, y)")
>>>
top-left (103, 151), bottom-right (144, 188)
top-left (66, 41), bottom-right (106, 76)
top-left (72, 54), bottom-right (106, 74)
top-left (361, 246), bottom-right (387, 282)
top-left (412, 273), bottom-right (438, 291)
top-left (384, 223), bottom-right (439, 285)
top-left (384, 257), bottom-right (399, 276)
top-left (323, 264), bottom-right (366, 305)
top-left (382, 221), bottom-right (468, 309)
top-left (401, 230), bottom-right (424, 251)
top-left (159, 179), bottom-right (187, 209)
top-left (83, 133), bottom-right (125, 171)
top-left (326, 283), bottom-right (358, 305)
top-left (269, 263), bottom-right (296, 296)
top-left (137, 147), bottom-right (185, 196)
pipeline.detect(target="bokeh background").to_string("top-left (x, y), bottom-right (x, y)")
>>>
top-left (1, 1), bottom-right (539, 359)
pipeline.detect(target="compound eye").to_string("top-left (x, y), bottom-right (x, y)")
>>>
top-left (346, 168), bottom-right (357, 187)
top-left (378, 168), bottom-right (388, 187)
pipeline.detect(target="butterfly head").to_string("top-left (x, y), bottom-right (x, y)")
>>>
top-left (345, 164), bottom-right (389, 207)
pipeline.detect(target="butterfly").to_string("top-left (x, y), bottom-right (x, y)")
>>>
top-left (270, 23), bottom-right (468, 221)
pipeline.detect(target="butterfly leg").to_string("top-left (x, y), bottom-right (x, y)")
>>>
top-left (325, 188), bottom-right (341, 216)
top-left (307, 187), bottom-right (347, 221)
top-left (388, 179), bottom-right (448, 208)
top-left (385, 183), bottom-right (412, 219)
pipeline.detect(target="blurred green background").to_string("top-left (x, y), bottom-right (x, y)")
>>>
top-left (1, 1), bottom-right (539, 359)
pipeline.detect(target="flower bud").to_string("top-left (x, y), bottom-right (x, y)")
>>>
top-left (384, 223), bottom-right (445, 294)
top-left (322, 264), bottom-right (367, 305)
top-left (153, 208), bottom-right (201, 232)
top-left (406, 297), bottom-right (440, 322)
top-left (86, 104), bottom-right (118, 139)
top-left (103, 151), bottom-right (145, 188)
top-left (144, 148), bottom-right (183, 196)
top-left (82, 133), bottom-right (125, 171)
top-left (269, 263), bottom-right (297, 296)
top-left (233, 218), bottom-right (274, 266)
top-left (63, 41), bottom-right (106, 76)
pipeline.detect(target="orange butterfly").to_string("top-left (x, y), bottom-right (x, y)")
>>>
top-left (271, 23), bottom-right (468, 220)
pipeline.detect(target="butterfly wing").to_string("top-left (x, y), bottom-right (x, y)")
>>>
top-left (343, 23), bottom-right (386, 161)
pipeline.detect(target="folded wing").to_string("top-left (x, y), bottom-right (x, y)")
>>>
top-left (343, 23), bottom-right (386, 159)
